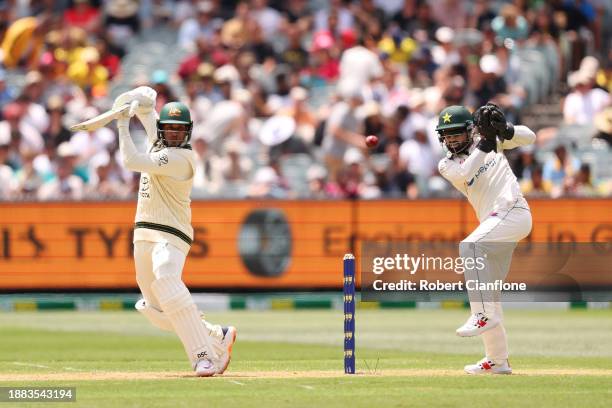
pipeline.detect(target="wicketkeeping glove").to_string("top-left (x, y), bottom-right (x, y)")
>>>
top-left (473, 105), bottom-right (497, 152)
top-left (486, 102), bottom-right (514, 140)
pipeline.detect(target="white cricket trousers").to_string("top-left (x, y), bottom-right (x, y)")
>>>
top-left (460, 204), bottom-right (532, 362)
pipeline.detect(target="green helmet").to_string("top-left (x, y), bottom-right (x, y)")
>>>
top-left (435, 105), bottom-right (474, 154)
top-left (435, 105), bottom-right (473, 132)
top-left (157, 102), bottom-right (193, 148)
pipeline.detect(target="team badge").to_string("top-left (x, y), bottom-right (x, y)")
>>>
top-left (168, 107), bottom-right (182, 117)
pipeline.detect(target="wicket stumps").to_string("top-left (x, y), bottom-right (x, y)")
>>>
top-left (343, 253), bottom-right (356, 374)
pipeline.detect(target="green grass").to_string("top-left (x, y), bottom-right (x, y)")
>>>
top-left (1, 309), bottom-right (611, 407)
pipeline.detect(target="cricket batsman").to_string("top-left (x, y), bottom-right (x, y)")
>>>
top-left (436, 103), bottom-right (536, 374)
top-left (113, 86), bottom-right (236, 377)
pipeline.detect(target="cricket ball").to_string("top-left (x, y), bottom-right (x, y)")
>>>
top-left (365, 135), bottom-right (379, 148)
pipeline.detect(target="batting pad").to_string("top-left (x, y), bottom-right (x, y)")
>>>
top-left (151, 276), bottom-right (217, 365)
top-left (135, 298), bottom-right (173, 332)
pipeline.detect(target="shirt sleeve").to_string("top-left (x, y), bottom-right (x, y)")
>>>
top-left (135, 110), bottom-right (159, 147)
top-left (117, 125), bottom-right (192, 179)
top-left (438, 149), bottom-right (489, 185)
top-left (501, 125), bottom-right (536, 150)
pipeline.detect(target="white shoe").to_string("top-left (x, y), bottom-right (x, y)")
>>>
top-left (215, 326), bottom-right (237, 374)
top-left (202, 317), bottom-right (237, 375)
top-left (456, 312), bottom-right (499, 337)
top-left (464, 357), bottom-right (512, 375)
top-left (194, 358), bottom-right (216, 377)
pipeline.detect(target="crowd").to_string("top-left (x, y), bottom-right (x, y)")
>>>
top-left (0, 0), bottom-right (610, 202)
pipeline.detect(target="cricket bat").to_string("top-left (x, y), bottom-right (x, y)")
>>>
top-left (70, 100), bottom-right (140, 132)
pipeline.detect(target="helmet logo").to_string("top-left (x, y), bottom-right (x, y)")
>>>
top-left (442, 112), bottom-right (452, 123)
top-left (168, 106), bottom-right (182, 117)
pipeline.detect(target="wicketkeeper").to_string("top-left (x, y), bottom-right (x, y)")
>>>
top-left (436, 103), bottom-right (536, 374)
top-left (113, 86), bottom-right (236, 377)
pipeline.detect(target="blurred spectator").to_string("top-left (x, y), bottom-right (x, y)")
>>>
top-left (250, 0), bottom-right (282, 41)
top-left (0, 134), bottom-right (14, 200)
top-left (468, 54), bottom-right (512, 111)
top-left (247, 166), bottom-right (288, 198)
top-left (520, 164), bottom-right (552, 198)
top-left (12, 148), bottom-right (45, 200)
top-left (352, 0), bottom-right (386, 32)
top-left (0, 69), bottom-right (17, 110)
top-left (150, 70), bottom-right (177, 111)
top-left (528, 4), bottom-right (560, 42)
top-left (511, 145), bottom-right (538, 181)
top-left (1, 16), bottom-right (46, 69)
top-left (596, 55), bottom-right (611, 93)
top-left (19, 71), bottom-right (50, 133)
top-left (104, 0), bottom-right (141, 55)
top-left (221, 2), bottom-right (250, 50)
top-left (593, 107), bottom-right (612, 147)
top-left (64, 0), bottom-right (101, 32)
top-left (177, 37), bottom-right (213, 81)
top-left (0, 103), bottom-right (44, 163)
top-left (469, 0), bottom-right (496, 31)
top-left (246, 21), bottom-right (277, 65)
top-left (375, 142), bottom-right (418, 199)
top-left (563, 67), bottom-right (610, 125)
top-left (201, 88), bottom-right (248, 153)
top-left (95, 37), bottom-right (121, 79)
top-left (564, 163), bottom-right (599, 197)
top-left (191, 132), bottom-right (223, 197)
top-left (431, 27), bottom-right (460, 67)
top-left (38, 154), bottom-right (84, 201)
top-left (399, 120), bottom-right (437, 181)
top-left (404, 2), bottom-right (439, 40)
top-left (280, 24), bottom-right (309, 71)
top-left (430, 0), bottom-right (467, 30)
top-left (85, 151), bottom-right (130, 200)
top-left (391, 0), bottom-right (419, 32)
top-left (307, 31), bottom-right (340, 85)
top-left (67, 46), bottom-right (109, 93)
top-left (178, 1), bottom-right (222, 52)
top-left (306, 164), bottom-right (330, 199)
top-left (331, 148), bottom-right (363, 199)
top-left (360, 101), bottom-right (384, 147)
top-left (220, 139), bottom-right (253, 183)
top-left (42, 95), bottom-right (71, 149)
top-left (491, 4), bottom-right (528, 41)
top-left (277, 86), bottom-right (317, 144)
top-left (314, 0), bottom-right (354, 33)
top-left (378, 31), bottom-right (417, 66)
top-left (543, 145), bottom-right (581, 198)
top-left (322, 80), bottom-right (366, 180)
top-left (70, 116), bottom-right (115, 165)
top-left (340, 35), bottom-right (384, 88)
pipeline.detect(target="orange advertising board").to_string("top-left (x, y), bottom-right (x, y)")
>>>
top-left (0, 199), bottom-right (610, 290)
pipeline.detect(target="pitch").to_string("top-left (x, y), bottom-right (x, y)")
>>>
top-left (1, 308), bottom-right (611, 407)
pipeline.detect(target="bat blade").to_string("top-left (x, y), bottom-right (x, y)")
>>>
top-left (69, 104), bottom-right (131, 132)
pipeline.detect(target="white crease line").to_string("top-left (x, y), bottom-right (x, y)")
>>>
top-left (13, 362), bottom-right (51, 369)
top-left (299, 385), bottom-right (315, 390)
top-left (63, 367), bottom-right (81, 371)
top-left (229, 380), bottom-right (245, 386)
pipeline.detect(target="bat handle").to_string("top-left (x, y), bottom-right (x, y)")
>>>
top-left (128, 100), bottom-right (140, 118)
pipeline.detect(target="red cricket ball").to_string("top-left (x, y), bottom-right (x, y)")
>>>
top-left (365, 135), bottom-right (379, 148)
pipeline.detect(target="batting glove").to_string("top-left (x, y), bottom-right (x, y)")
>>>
top-left (113, 86), bottom-right (157, 115)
